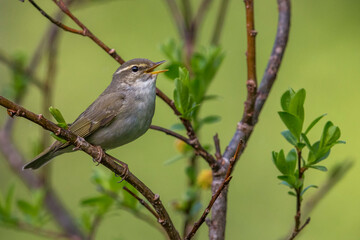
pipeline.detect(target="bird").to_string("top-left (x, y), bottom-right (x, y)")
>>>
top-left (23, 58), bottom-right (166, 170)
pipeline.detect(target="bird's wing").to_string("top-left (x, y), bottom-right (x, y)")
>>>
top-left (54, 92), bottom-right (125, 150)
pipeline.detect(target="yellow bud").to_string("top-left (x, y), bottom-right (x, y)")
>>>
top-left (197, 169), bottom-right (212, 189)
top-left (174, 139), bottom-right (186, 153)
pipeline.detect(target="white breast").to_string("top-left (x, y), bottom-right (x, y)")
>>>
top-left (88, 76), bottom-right (157, 149)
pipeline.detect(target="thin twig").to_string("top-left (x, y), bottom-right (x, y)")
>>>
top-left (211, 0), bottom-right (230, 45)
top-left (123, 186), bottom-right (160, 220)
top-left (185, 176), bottom-right (232, 240)
top-left (0, 96), bottom-right (181, 240)
top-left (88, 215), bottom-right (102, 240)
top-left (242, 0), bottom-right (258, 125)
top-left (0, 50), bottom-right (43, 89)
top-left (14, 222), bottom-right (72, 240)
top-left (181, 0), bottom-right (193, 28)
top-left (192, 0), bottom-right (213, 34)
top-left (163, 0), bottom-right (186, 38)
top-left (28, 0), bottom-right (125, 64)
top-left (150, 125), bottom-right (190, 145)
top-left (156, 89), bottom-right (219, 170)
top-left (288, 218), bottom-right (310, 240)
top-left (185, 140), bottom-right (243, 240)
top-left (213, 133), bottom-right (222, 160)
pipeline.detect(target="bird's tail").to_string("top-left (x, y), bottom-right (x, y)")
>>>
top-left (23, 143), bottom-right (67, 170)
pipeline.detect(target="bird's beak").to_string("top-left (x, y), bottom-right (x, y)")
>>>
top-left (146, 60), bottom-right (168, 75)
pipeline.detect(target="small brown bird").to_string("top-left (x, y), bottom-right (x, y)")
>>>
top-left (24, 58), bottom-right (166, 169)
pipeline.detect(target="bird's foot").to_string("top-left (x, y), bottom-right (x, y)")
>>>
top-left (93, 146), bottom-right (105, 166)
top-left (113, 159), bottom-right (129, 183)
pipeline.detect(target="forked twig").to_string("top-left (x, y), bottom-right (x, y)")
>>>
top-left (185, 140), bottom-right (243, 240)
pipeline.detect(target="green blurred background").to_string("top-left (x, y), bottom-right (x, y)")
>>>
top-left (1, 0), bottom-right (359, 239)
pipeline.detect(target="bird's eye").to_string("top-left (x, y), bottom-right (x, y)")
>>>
top-left (131, 66), bottom-right (139, 72)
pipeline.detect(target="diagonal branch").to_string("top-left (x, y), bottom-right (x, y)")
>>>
top-left (186, 140), bottom-right (242, 240)
top-left (123, 186), bottom-right (160, 220)
top-left (209, 1), bottom-right (291, 239)
top-left (0, 96), bottom-right (181, 240)
top-left (27, 0), bottom-right (125, 64)
top-left (155, 89), bottom-right (219, 170)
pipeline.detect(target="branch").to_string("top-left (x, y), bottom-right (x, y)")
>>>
top-left (288, 218), bottom-right (310, 240)
top-left (150, 125), bottom-right (190, 145)
top-left (0, 50), bottom-right (43, 89)
top-left (0, 96), bottom-right (181, 240)
top-left (186, 141), bottom-right (242, 240)
top-left (242, 0), bottom-right (258, 125)
top-left (156, 89), bottom-right (219, 170)
top-left (163, 0), bottom-right (186, 38)
top-left (252, 0), bottom-right (291, 125)
top-left (213, 133), bottom-right (222, 160)
top-left (211, 0), bottom-right (230, 45)
top-left (209, 1), bottom-right (291, 239)
top-left (27, 0), bottom-right (125, 64)
top-left (192, 0), bottom-right (213, 34)
top-left (123, 186), bottom-right (160, 220)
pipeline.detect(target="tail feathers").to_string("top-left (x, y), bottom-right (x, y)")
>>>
top-left (23, 147), bottom-right (58, 170)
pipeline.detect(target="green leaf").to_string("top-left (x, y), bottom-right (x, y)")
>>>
top-left (50, 132), bottom-right (67, 143)
top-left (173, 79), bottom-right (183, 113)
top-left (185, 166), bottom-right (196, 183)
top-left (160, 39), bottom-right (182, 63)
top-left (280, 88), bottom-right (295, 111)
top-left (189, 201), bottom-right (202, 217)
top-left (320, 121), bottom-right (341, 148)
top-left (11, 52), bottom-right (29, 96)
top-left (163, 154), bottom-right (186, 165)
top-left (309, 165), bottom-right (328, 172)
top-left (304, 114), bottom-right (326, 135)
top-left (170, 123), bottom-right (186, 131)
top-left (288, 191), bottom-right (296, 197)
top-left (5, 185), bottom-right (15, 217)
top-left (203, 94), bottom-right (220, 102)
top-left (49, 106), bottom-right (67, 129)
top-left (173, 67), bottom-right (196, 119)
top-left (301, 133), bottom-right (312, 152)
top-left (277, 175), bottom-right (296, 188)
top-left (272, 150), bottom-right (286, 174)
top-left (308, 141), bottom-right (331, 164)
top-left (81, 195), bottom-right (113, 215)
top-left (288, 88), bottom-right (306, 122)
top-left (278, 112), bottom-right (302, 140)
top-left (17, 200), bottom-right (36, 217)
top-left (281, 130), bottom-right (298, 146)
top-left (301, 185), bottom-right (318, 196)
top-left (184, 187), bottom-right (197, 202)
top-left (198, 115), bottom-right (221, 128)
top-left (285, 149), bottom-right (297, 175)
top-left (164, 63), bottom-right (183, 80)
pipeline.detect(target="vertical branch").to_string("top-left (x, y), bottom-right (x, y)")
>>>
top-left (163, 0), bottom-right (186, 38)
top-left (242, 0), bottom-right (258, 125)
top-left (209, 0), bottom-right (291, 239)
top-left (211, 0), bottom-right (230, 45)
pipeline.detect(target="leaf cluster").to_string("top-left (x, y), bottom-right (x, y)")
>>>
top-left (0, 186), bottom-right (48, 228)
top-left (273, 88), bottom-right (344, 197)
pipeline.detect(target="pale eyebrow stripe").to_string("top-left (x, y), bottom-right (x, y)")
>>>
top-left (114, 63), bottom-right (149, 74)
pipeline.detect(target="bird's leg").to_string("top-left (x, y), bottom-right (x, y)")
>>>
top-left (113, 159), bottom-right (129, 183)
top-left (93, 146), bottom-right (105, 166)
